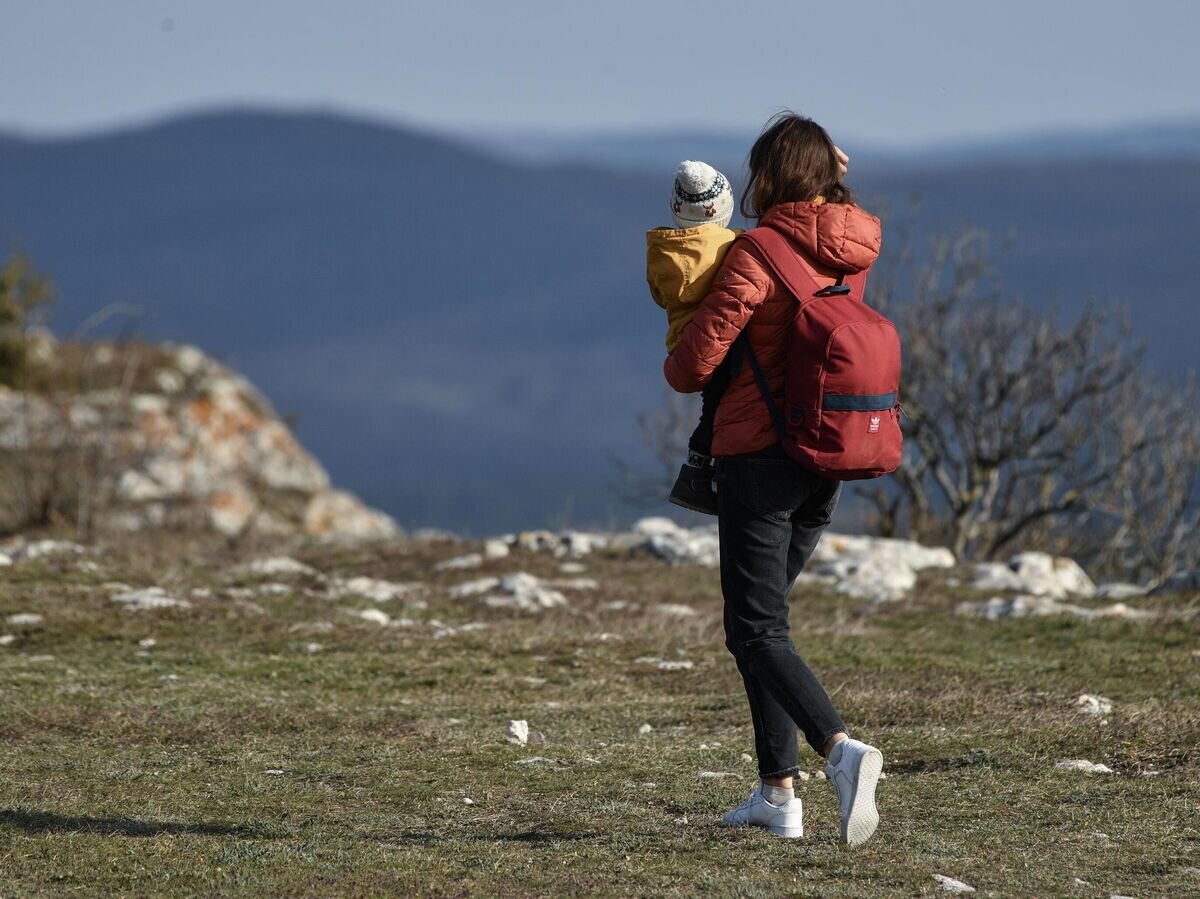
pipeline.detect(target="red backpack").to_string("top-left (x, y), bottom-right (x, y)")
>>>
top-left (735, 226), bottom-right (902, 480)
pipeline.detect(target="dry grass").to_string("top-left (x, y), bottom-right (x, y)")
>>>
top-left (1, 534), bottom-right (1197, 896)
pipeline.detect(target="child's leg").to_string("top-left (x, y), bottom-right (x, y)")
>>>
top-left (688, 357), bottom-right (735, 458)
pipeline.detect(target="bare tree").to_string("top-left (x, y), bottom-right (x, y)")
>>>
top-left (615, 389), bottom-right (698, 507)
top-left (864, 225), bottom-right (1199, 579)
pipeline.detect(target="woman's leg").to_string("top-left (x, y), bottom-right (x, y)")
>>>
top-left (718, 459), bottom-right (847, 758)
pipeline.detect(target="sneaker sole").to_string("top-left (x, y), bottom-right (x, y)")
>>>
top-left (841, 748), bottom-right (883, 846)
top-left (767, 822), bottom-right (804, 839)
top-left (668, 495), bottom-right (718, 516)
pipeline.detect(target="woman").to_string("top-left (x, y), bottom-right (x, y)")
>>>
top-left (664, 112), bottom-right (884, 845)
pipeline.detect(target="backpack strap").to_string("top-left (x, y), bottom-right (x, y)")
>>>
top-left (732, 331), bottom-right (787, 442)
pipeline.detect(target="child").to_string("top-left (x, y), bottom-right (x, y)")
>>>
top-left (646, 160), bottom-right (741, 515)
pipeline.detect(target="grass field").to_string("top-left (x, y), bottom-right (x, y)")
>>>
top-left (1, 535), bottom-right (1197, 897)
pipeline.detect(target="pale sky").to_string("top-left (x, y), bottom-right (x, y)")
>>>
top-left (3, 0), bottom-right (1198, 144)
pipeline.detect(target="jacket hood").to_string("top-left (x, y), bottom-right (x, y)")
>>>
top-left (645, 224), bottom-right (742, 308)
top-left (758, 201), bottom-right (882, 273)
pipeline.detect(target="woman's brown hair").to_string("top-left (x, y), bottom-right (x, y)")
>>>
top-left (740, 112), bottom-right (852, 219)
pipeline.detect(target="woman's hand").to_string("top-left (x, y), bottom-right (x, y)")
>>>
top-left (834, 145), bottom-right (849, 180)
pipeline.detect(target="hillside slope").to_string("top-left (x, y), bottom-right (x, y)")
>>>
top-left (2, 110), bottom-right (1197, 532)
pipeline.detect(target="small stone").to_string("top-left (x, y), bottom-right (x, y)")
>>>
top-left (138, 638), bottom-right (156, 648)
top-left (558, 562), bottom-right (587, 574)
top-left (932, 874), bottom-right (976, 894)
top-left (264, 769), bottom-right (284, 776)
top-left (483, 539), bottom-right (510, 560)
top-left (697, 771), bottom-right (738, 778)
top-left (815, 770), bottom-right (826, 780)
top-left (435, 553), bottom-right (483, 572)
top-left (506, 719), bottom-right (530, 745)
top-left (238, 556), bottom-right (317, 577)
top-left (796, 771), bottom-right (810, 782)
top-left (111, 588), bottom-right (191, 611)
top-left (653, 603), bottom-right (698, 617)
top-left (356, 608), bottom-right (391, 626)
top-left (462, 797), bottom-right (474, 805)
top-left (5, 613), bottom-right (43, 626)
top-left (0, 634), bottom-right (16, 646)
top-left (739, 753), bottom-right (753, 763)
top-left (638, 723), bottom-right (653, 735)
top-left (1075, 694), bottom-right (1114, 716)
top-left (1056, 759), bottom-right (1114, 774)
top-left (515, 756), bottom-right (553, 766)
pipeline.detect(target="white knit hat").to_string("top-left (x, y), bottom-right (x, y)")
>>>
top-left (669, 160), bottom-right (734, 229)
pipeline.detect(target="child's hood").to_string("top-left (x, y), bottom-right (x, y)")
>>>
top-left (646, 224), bottom-right (742, 308)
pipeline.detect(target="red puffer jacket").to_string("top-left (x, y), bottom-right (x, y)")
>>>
top-left (664, 200), bottom-right (882, 457)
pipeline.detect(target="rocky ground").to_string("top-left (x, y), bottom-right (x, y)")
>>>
top-left (0, 523), bottom-right (1197, 896)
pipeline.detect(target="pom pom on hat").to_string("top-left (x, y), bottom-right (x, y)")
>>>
top-left (670, 160), bottom-right (734, 229)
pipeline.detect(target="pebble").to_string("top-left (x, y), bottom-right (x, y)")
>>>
top-left (5, 613), bottom-right (43, 626)
top-left (111, 588), bottom-right (191, 610)
top-left (0, 634), bottom-right (15, 646)
top-left (1056, 759), bottom-right (1114, 774)
top-left (638, 723), bottom-right (653, 735)
top-left (515, 756), bottom-right (554, 766)
top-left (815, 770), bottom-right (826, 780)
top-left (506, 719), bottom-right (530, 745)
top-left (238, 557), bottom-right (317, 577)
top-left (697, 771), bottom-right (738, 778)
top-left (435, 553), bottom-right (483, 571)
top-left (1076, 694), bottom-right (1114, 716)
top-left (356, 608), bottom-right (391, 626)
top-left (633, 656), bottom-right (694, 671)
top-left (739, 753), bottom-right (753, 763)
top-left (264, 769), bottom-right (284, 776)
top-left (483, 539), bottom-right (510, 560)
top-left (932, 874), bottom-right (976, 894)
top-left (462, 797), bottom-right (475, 805)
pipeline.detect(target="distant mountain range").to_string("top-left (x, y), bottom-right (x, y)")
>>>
top-left (2, 109), bottom-right (1197, 533)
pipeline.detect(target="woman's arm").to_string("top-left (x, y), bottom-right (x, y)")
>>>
top-left (663, 240), bottom-right (772, 393)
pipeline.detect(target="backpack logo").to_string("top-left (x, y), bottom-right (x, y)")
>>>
top-left (868, 415), bottom-right (881, 434)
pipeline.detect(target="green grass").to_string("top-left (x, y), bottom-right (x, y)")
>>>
top-left (1, 538), bottom-right (1197, 896)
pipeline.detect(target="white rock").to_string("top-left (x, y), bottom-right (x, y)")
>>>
top-left (796, 771), bottom-right (810, 782)
top-left (462, 797), bottom-right (474, 805)
top-left (483, 539), bottom-right (510, 559)
top-left (479, 572), bottom-right (567, 612)
top-left (971, 552), bottom-right (1095, 599)
top-left (334, 576), bottom-right (420, 602)
top-left (449, 577), bottom-right (501, 599)
top-left (506, 719), bottom-right (529, 745)
top-left (1056, 759), bottom-right (1114, 774)
top-left (5, 613), bottom-right (43, 626)
top-left (739, 753), bottom-right (753, 763)
top-left (356, 608), bottom-right (391, 626)
top-left (638, 723), bottom-right (653, 735)
top-left (956, 595), bottom-right (1154, 621)
top-left (697, 771), bottom-right (738, 778)
top-left (558, 562), bottom-right (587, 574)
top-left (0, 553), bottom-right (10, 566)
top-left (9, 540), bottom-right (86, 563)
top-left (0, 634), bottom-right (16, 645)
top-left (633, 517), bottom-right (721, 567)
top-left (783, 532), bottom-right (955, 603)
top-left (1095, 582), bottom-right (1149, 600)
top-left (111, 588), bottom-right (191, 610)
top-left (435, 553), bottom-right (483, 571)
top-left (238, 556), bottom-right (317, 578)
top-left (1075, 694), bottom-right (1114, 716)
top-left (264, 769), bottom-right (284, 776)
top-left (932, 874), bottom-right (976, 894)
top-left (634, 656), bottom-right (694, 671)
top-left (515, 756), bottom-right (554, 766)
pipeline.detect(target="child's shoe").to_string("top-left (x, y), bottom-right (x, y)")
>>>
top-left (669, 452), bottom-right (717, 515)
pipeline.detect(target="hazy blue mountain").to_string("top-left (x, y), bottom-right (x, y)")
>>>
top-left (2, 110), bottom-right (1197, 533)
top-left (477, 118), bottom-right (1200, 176)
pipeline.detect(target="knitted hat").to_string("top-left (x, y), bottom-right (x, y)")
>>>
top-left (669, 160), bottom-right (734, 229)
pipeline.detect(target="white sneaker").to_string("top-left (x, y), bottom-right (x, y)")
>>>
top-left (826, 738), bottom-right (883, 845)
top-left (721, 786), bottom-right (804, 838)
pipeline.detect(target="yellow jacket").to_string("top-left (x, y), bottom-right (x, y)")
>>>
top-left (646, 224), bottom-right (743, 352)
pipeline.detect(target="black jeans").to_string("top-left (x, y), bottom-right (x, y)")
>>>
top-left (715, 444), bottom-right (848, 778)
top-left (687, 355), bottom-right (735, 457)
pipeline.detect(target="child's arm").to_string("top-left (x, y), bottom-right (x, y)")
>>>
top-left (663, 241), bottom-right (771, 393)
